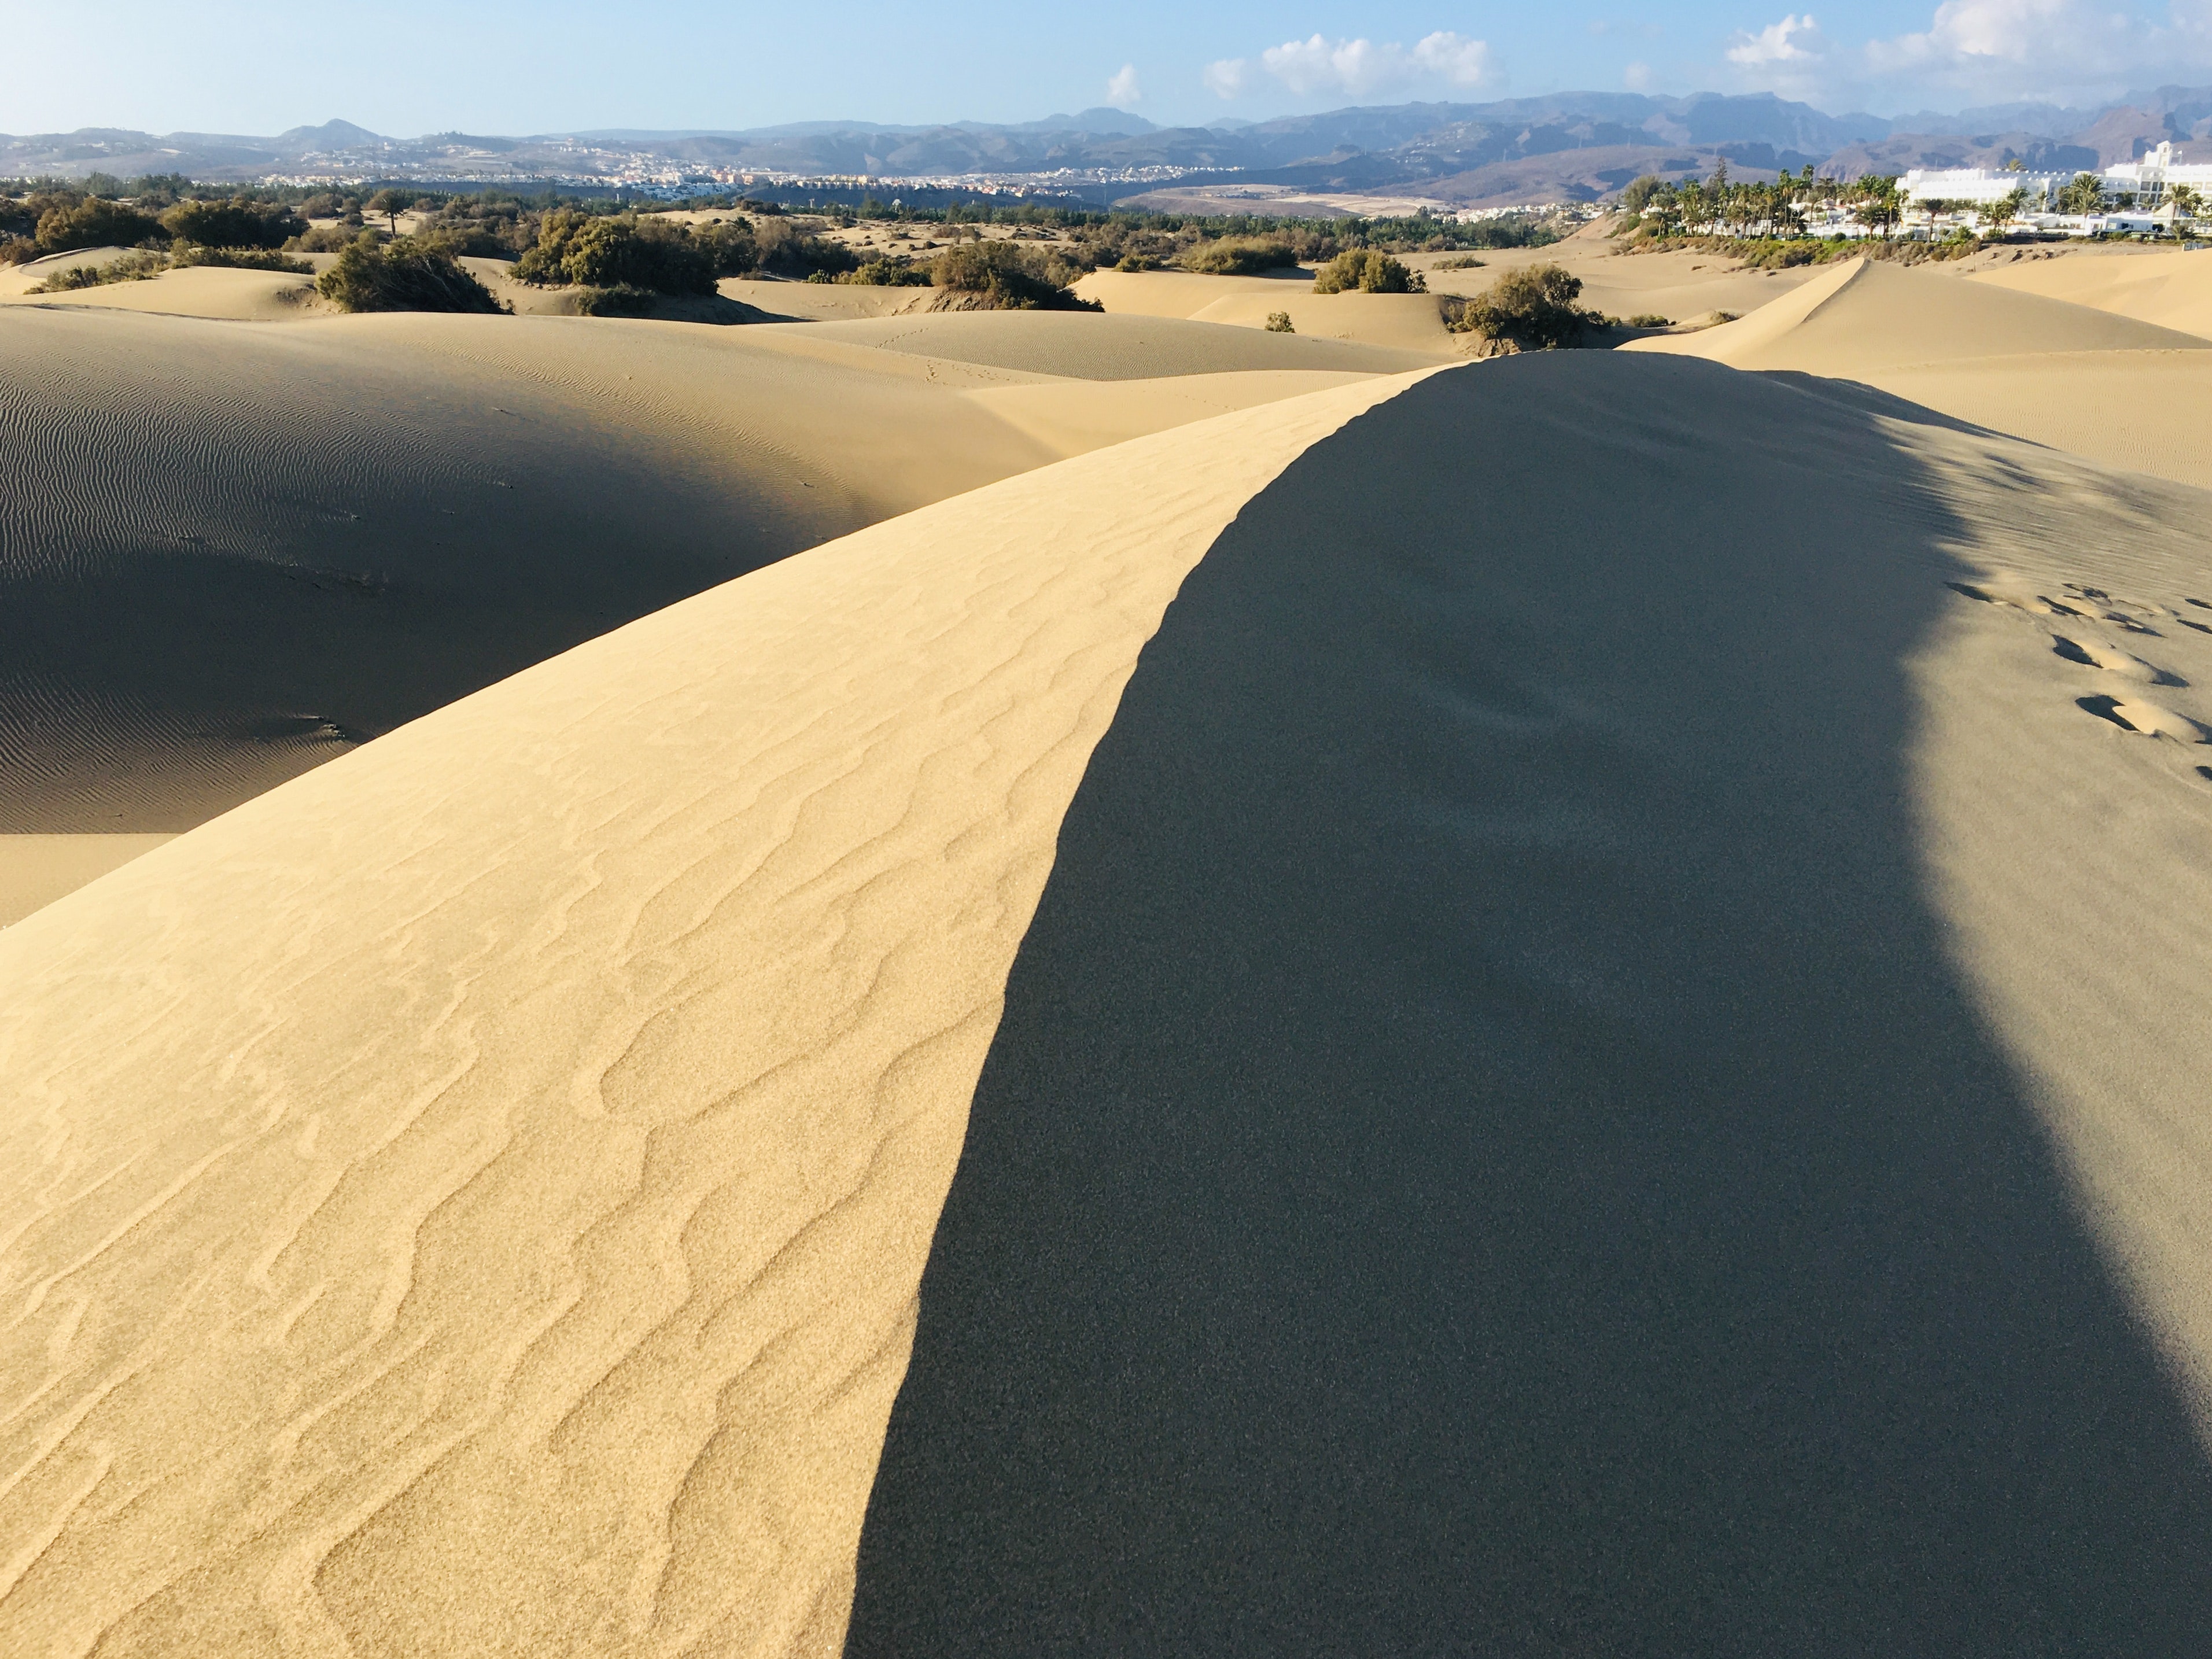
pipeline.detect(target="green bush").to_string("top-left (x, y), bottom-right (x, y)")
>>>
top-left (160, 198), bottom-right (301, 249)
top-left (572, 283), bottom-right (663, 317)
top-left (1625, 312), bottom-right (1671, 328)
top-left (1432, 254), bottom-right (1487, 270)
top-left (1264, 311), bottom-right (1295, 333)
top-left (1450, 263), bottom-right (1595, 349)
top-left (1313, 248), bottom-right (1425, 294)
top-left (28, 250), bottom-right (169, 292)
top-left (169, 244), bottom-right (314, 273)
top-left (930, 240), bottom-right (1098, 309)
top-left (316, 235), bottom-right (506, 314)
top-left (34, 197), bottom-right (164, 253)
top-left (516, 212), bottom-right (716, 294)
top-left (0, 237), bottom-right (37, 266)
top-left (293, 223), bottom-right (366, 253)
top-left (753, 217), bottom-right (856, 278)
top-left (1179, 237), bottom-right (1299, 275)
top-left (841, 256), bottom-right (933, 286)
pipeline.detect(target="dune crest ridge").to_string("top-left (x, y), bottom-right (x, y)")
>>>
top-left (0, 368), bottom-right (1429, 1656)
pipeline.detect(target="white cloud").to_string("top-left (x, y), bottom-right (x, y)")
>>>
top-left (1723, 0), bottom-right (2212, 111)
top-left (1254, 30), bottom-right (1498, 98)
top-left (1107, 62), bottom-right (1142, 106)
top-left (1203, 57), bottom-right (1251, 98)
top-left (1624, 60), bottom-right (1656, 88)
top-left (1726, 12), bottom-right (1827, 65)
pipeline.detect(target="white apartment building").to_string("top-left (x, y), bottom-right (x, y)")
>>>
top-left (1902, 143), bottom-right (2212, 211)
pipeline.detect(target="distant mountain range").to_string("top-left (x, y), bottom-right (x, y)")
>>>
top-left (8, 89), bottom-right (2212, 208)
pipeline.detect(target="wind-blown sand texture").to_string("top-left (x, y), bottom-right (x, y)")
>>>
top-left (0, 374), bottom-right (1418, 1656)
top-left (5, 352), bottom-right (2212, 1654)
top-left (0, 304), bottom-right (1409, 845)
top-left (1626, 256), bottom-right (2212, 491)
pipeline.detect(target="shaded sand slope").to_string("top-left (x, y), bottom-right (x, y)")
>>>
top-left (1624, 258), bottom-right (2212, 492)
top-left (0, 306), bottom-right (1389, 836)
top-left (781, 310), bottom-right (1446, 377)
top-left (851, 355), bottom-right (2212, 1654)
top-left (1968, 248), bottom-right (2212, 340)
top-left (0, 375), bottom-right (1420, 1657)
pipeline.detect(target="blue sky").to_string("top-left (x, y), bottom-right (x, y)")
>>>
top-left (8, 0), bottom-right (2210, 135)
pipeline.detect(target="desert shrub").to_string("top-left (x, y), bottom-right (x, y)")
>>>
top-left (930, 240), bottom-right (1098, 309)
top-left (316, 235), bottom-right (506, 313)
top-left (161, 198), bottom-right (302, 249)
top-left (1313, 248), bottom-right (1425, 294)
top-left (1179, 237), bottom-right (1299, 276)
top-left (1433, 254), bottom-right (1487, 270)
top-left (841, 256), bottom-right (933, 286)
top-left (1115, 252), bottom-right (1156, 271)
top-left (292, 223), bottom-right (366, 252)
top-left (29, 250), bottom-right (169, 292)
top-left (753, 217), bottom-right (856, 278)
top-left (1264, 311), bottom-right (1295, 333)
top-left (1626, 312), bottom-right (1672, 328)
top-left (516, 212), bottom-right (716, 294)
top-left (0, 236), bottom-right (37, 265)
top-left (572, 283), bottom-right (663, 316)
top-left (0, 198), bottom-right (34, 239)
top-left (1450, 263), bottom-right (1596, 349)
top-left (169, 244), bottom-right (314, 273)
top-left (35, 197), bottom-right (164, 253)
top-left (691, 219), bottom-right (757, 275)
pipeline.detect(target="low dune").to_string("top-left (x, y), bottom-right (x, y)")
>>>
top-left (1, 263), bottom-right (325, 320)
top-left (1968, 246), bottom-right (2212, 340)
top-left (1076, 268), bottom-right (1463, 355)
top-left (5, 355), bottom-right (2212, 1653)
top-left (780, 309), bottom-right (1444, 377)
top-left (0, 304), bottom-right (1411, 849)
top-left (1414, 227), bottom-right (1827, 327)
top-left (1624, 256), bottom-right (2210, 372)
top-left (1626, 256), bottom-right (2212, 490)
top-left (716, 276), bottom-right (936, 322)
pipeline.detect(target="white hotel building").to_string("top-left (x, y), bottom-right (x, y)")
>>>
top-left (1900, 142), bottom-right (2212, 214)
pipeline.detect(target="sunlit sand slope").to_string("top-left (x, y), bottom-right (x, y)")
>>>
top-left (850, 355), bottom-right (2212, 1652)
top-left (1624, 257), bottom-right (2212, 491)
top-left (783, 309), bottom-right (1446, 377)
top-left (0, 373), bottom-right (1422, 1657)
top-left (1968, 248), bottom-right (2212, 341)
top-left (1624, 256), bottom-right (2210, 371)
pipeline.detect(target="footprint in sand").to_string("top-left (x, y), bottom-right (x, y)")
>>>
top-left (2074, 694), bottom-right (2210, 743)
top-left (2049, 636), bottom-right (2188, 687)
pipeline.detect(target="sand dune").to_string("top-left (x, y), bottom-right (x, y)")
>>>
top-left (1625, 256), bottom-right (2210, 372)
top-left (771, 309), bottom-right (1446, 377)
top-left (0, 305), bottom-right (1406, 844)
top-left (1626, 257), bottom-right (2212, 491)
top-left (1, 265), bottom-right (324, 321)
top-left (849, 353), bottom-right (2212, 1653)
top-left (0, 373), bottom-right (1420, 1656)
top-left (1075, 268), bottom-right (1463, 355)
top-left (6, 353), bottom-right (2212, 1652)
top-left (716, 277), bottom-right (935, 322)
top-left (0, 835), bottom-right (174, 927)
top-left (1968, 248), bottom-right (2212, 341)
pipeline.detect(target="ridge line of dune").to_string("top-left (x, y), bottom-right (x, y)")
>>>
top-left (0, 366), bottom-right (1440, 1656)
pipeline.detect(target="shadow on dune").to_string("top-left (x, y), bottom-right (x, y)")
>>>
top-left (847, 355), bottom-right (2212, 1656)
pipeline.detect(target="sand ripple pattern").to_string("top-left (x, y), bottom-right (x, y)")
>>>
top-left (0, 373), bottom-right (1421, 1657)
